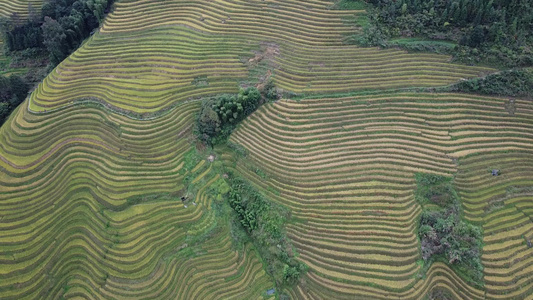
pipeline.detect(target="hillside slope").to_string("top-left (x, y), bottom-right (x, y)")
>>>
top-left (28, 0), bottom-right (492, 113)
top-left (1, 0), bottom-right (531, 299)
top-left (230, 92), bottom-right (533, 299)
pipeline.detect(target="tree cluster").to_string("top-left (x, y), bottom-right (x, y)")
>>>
top-left (357, 0), bottom-right (533, 67)
top-left (415, 173), bottom-right (484, 287)
top-left (197, 87), bottom-right (262, 145)
top-left (2, 0), bottom-right (114, 66)
top-left (448, 68), bottom-right (533, 98)
top-left (227, 176), bottom-right (306, 288)
top-left (3, 20), bottom-right (43, 51)
top-left (0, 74), bottom-right (29, 124)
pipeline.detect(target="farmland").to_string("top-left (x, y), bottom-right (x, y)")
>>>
top-left (0, 0), bottom-right (41, 19)
top-left (230, 92), bottom-right (533, 298)
top-left (0, 0), bottom-right (532, 299)
top-left (28, 0), bottom-right (492, 113)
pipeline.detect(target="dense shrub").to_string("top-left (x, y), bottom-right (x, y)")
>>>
top-left (263, 80), bottom-right (281, 101)
top-left (418, 210), bottom-right (483, 281)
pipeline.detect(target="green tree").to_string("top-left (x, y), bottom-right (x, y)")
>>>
top-left (8, 75), bottom-right (29, 104)
top-left (283, 265), bottom-right (301, 284)
top-left (41, 17), bottom-right (67, 66)
top-left (467, 25), bottom-right (485, 47)
top-left (197, 105), bottom-right (221, 140)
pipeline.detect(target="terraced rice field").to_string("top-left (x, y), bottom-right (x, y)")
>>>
top-left (0, 0), bottom-right (41, 19)
top-left (456, 152), bottom-right (533, 299)
top-left (0, 101), bottom-right (273, 298)
top-left (1, 0), bottom-right (532, 299)
top-left (229, 92), bottom-right (533, 299)
top-left (29, 0), bottom-right (493, 113)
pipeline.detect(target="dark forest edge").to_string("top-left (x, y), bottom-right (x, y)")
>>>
top-left (0, 74), bottom-right (29, 123)
top-left (0, 0), bottom-right (115, 126)
top-left (346, 0), bottom-right (533, 69)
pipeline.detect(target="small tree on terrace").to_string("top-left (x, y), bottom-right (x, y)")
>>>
top-left (197, 104), bottom-right (221, 142)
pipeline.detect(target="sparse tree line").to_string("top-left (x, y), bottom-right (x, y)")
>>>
top-left (1, 0), bottom-right (114, 66)
top-left (356, 0), bottom-right (533, 67)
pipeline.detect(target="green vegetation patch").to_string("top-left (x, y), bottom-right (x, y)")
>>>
top-left (415, 173), bottom-right (484, 288)
top-left (352, 0), bottom-right (533, 68)
top-left (445, 68), bottom-right (533, 98)
top-left (226, 175), bottom-right (306, 289)
top-left (197, 87), bottom-right (261, 145)
top-left (134, 140), bottom-right (306, 291)
top-left (0, 74), bottom-right (29, 124)
top-left (332, 0), bottom-right (370, 10)
top-left (197, 85), bottom-right (278, 145)
top-left (191, 75), bottom-right (209, 87)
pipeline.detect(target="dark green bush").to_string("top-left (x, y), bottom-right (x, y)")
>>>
top-left (263, 80), bottom-right (280, 101)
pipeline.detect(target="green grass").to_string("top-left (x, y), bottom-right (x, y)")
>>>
top-left (333, 0), bottom-right (371, 10)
